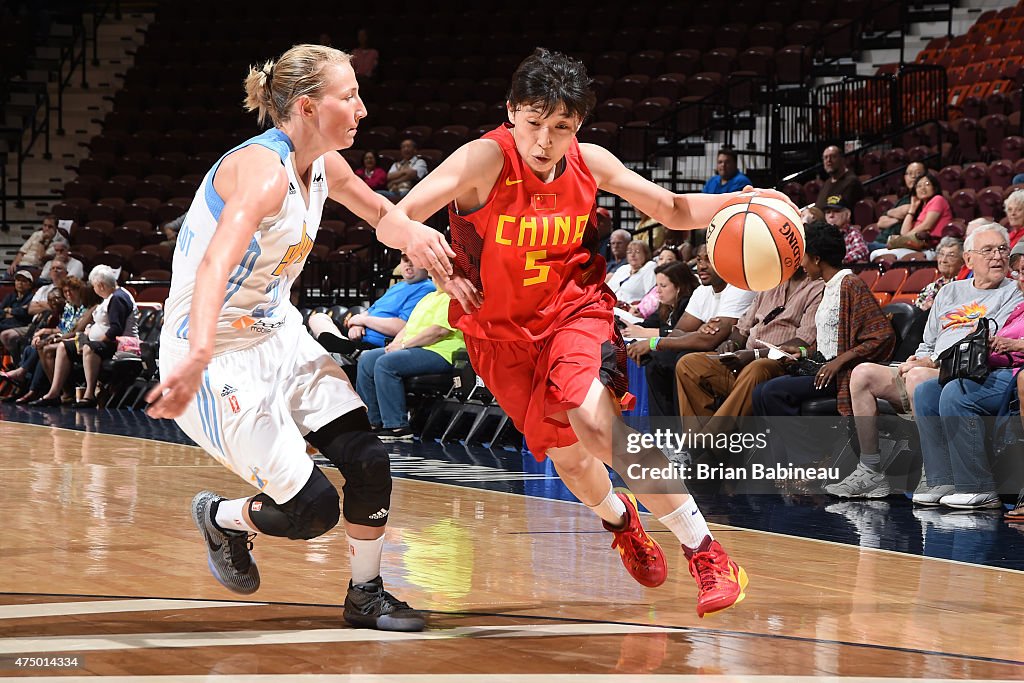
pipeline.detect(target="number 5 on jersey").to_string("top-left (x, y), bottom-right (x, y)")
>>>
top-left (523, 249), bottom-right (549, 286)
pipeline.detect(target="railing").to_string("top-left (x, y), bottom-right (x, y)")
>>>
top-left (51, 20), bottom-right (88, 135)
top-left (90, 0), bottom-right (122, 67)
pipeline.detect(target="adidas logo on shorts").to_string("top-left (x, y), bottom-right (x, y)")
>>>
top-left (368, 508), bottom-right (389, 520)
top-left (221, 384), bottom-right (237, 397)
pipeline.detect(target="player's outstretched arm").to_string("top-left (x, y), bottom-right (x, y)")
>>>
top-left (377, 139), bottom-right (503, 299)
top-left (146, 146), bottom-right (287, 419)
top-left (324, 152), bottom-right (455, 278)
top-left (581, 144), bottom-right (797, 231)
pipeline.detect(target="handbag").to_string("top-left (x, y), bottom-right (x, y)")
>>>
top-left (936, 318), bottom-right (996, 387)
top-left (786, 350), bottom-right (828, 377)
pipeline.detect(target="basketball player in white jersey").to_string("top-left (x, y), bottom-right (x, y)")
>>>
top-left (146, 44), bottom-right (452, 631)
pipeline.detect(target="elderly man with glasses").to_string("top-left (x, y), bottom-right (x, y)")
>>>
top-left (910, 225), bottom-right (1024, 509)
top-left (829, 224), bottom-right (1023, 500)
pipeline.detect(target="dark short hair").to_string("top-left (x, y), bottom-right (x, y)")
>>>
top-left (717, 148), bottom-right (738, 163)
top-left (507, 48), bottom-right (596, 122)
top-left (803, 221), bottom-right (847, 269)
top-left (654, 261), bottom-right (699, 293)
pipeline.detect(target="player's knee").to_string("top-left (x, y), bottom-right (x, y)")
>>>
top-left (549, 446), bottom-right (591, 480)
top-left (306, 411), bottom-right (392, 527)
top-left (339, 432), bottom-right (393, 527)
top-left (247, 467), bottom-right (340, 540)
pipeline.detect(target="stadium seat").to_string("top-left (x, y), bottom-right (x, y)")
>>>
top-left (951, 188), bottom-right (979, 221)
top-left (962, 162), bottom-right (989, 192)
top-left (871, 267), bottom-right (907, 306)
top-left (890, 268), bottom-right (938, 305)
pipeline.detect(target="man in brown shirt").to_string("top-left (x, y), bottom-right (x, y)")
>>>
top-left (674, 270), bottom-right (824, 434)
top-left (814, 145), bottom-right (865, 212)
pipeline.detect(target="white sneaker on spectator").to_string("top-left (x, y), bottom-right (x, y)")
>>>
top-left (938, 491), bottom-right (1002, 510)
top-left (911, 484), bottom-right (955, 506)
top-left (824, 463), bottom-right (891, 498)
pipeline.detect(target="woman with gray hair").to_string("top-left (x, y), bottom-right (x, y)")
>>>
top-left (29, 264), bottom-right (139, 408)
top-left (915, 236), bottom-right (964, 311)
top-left (1004, 188), bottom-right (1024, 247)
top-left (608, 238), bottom-right (656, 305)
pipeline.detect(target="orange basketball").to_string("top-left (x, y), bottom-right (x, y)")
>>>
top-left (705, 191), bottom-right (805, 291)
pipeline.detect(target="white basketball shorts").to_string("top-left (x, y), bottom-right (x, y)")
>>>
top-left (159, 323), bottom-right (364, 503)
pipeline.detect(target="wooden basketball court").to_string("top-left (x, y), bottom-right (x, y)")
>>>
top-left (1, 419), bottom-right (1022, 681)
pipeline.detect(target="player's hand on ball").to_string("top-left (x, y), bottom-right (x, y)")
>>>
top-left (146, 354), bottom-right (207, 419)
top-left (742, 186), bottom-right (801, 215)
top-left (445, 275), bottom-right (483, 313)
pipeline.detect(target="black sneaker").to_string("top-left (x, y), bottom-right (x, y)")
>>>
top-left (191, 491), bottom-right (260, 594)
top-left (343, 576), bottom-right (425, 631)
top-left (377, 426), bottom-right (415, 442)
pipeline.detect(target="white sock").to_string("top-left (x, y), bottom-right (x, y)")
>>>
top-left (659, 498), bottom-right (712, 551)
top-left (588, 484), bottom-right (627, 527)
top-left (348, 535), bottom-right (385, 584)
top-left (214, 497), bottom-right (258, 533)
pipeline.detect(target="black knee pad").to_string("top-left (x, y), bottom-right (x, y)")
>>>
top-left (247, 466), bottom-right (340, 540)
top-left (307, 410), bottom-right (392, 527)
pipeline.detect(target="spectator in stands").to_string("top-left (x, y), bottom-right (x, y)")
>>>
top-left (800, 205), bottom-right (824, 225)
top-left (159, 215), bottom-right (185, 251)
top-left (350, 28), bottom-right (378, 79)
top-left (31, 277), bottom-right (95, 404)
top-left (839, 224), bottom-right (1021, 499)
top-left (30, 265), bottom-right (140, 408)
top-left (822, 198), bottom-right (869, 264)
top-left (26, 258), bottom-right (68, 317)
top-left (631, 246), bottom-right (681, 318)
top-left (911, 248), bottom-right (1024, 510)
top-left (377, 139), bottom-right (428, 201)
top-left (815, 146), bottom-right (864, 212)
top-left (675, 263), bottom-right (823, 435)
top-left (605, 228), bottom-right (631, 275)
top-left (703, 148), bottom-right (751, 195)
top-left (870, 173), bottom-right (952, 263)
top-left (1013, 173), bottom-right (1024, 186)
top-left (915, 237), bottom-right (965, 311)
top-left (620, 261), bottom-right (699, 341)
top-left (7, 215), bottom-right (68, 276)
top-left (608, 239), bottom-right (656, 305)
top-left (627, 245), bottom-right (756, 416)
top-left (0, 270), bottom-right (35, 353)
top-left (345, 254), bottom-right (435, 347)
top-left (356, 151), bottom-right (387, 191)
top-left (753, 224), bottom-right (894, 419)
top-left (634, 208), bottom-right (666, 250)
top-left (356, 286), bottom-right (465, 441)
top-left (41, 243), bottom-right (84, 280)
top-left (868, 161), bottom-right (927, 252)
top-left (1004, 188), bottom-right (1024, 248)
top-left (0, 287), bottom-right (65, 402)
top-left (5, 277), bottom-right (92, 404)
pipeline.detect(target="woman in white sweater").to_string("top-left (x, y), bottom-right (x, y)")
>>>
top-left (608, 239), bottom-right (656, 305)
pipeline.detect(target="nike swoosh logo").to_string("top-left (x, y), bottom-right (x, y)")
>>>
top-left (505, 177), bottom-right (524, 185)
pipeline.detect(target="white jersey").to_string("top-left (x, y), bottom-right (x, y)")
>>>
top-left (163, 129), bottom-right (327, 354)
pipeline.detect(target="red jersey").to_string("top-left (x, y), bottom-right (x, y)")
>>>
top-left (448, 124), bottom-right (610, 341)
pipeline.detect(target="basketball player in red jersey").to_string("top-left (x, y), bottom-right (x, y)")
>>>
top-left (378, 48), bottom-right (794, 617)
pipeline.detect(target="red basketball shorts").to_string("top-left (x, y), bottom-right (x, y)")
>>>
top-left (463, 305), bottom-right (632, 460)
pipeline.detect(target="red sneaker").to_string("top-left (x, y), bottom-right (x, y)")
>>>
top-left (603, 489), bottom-right (667, 588)
top-left (686, 536), bottom-right (748, 618)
